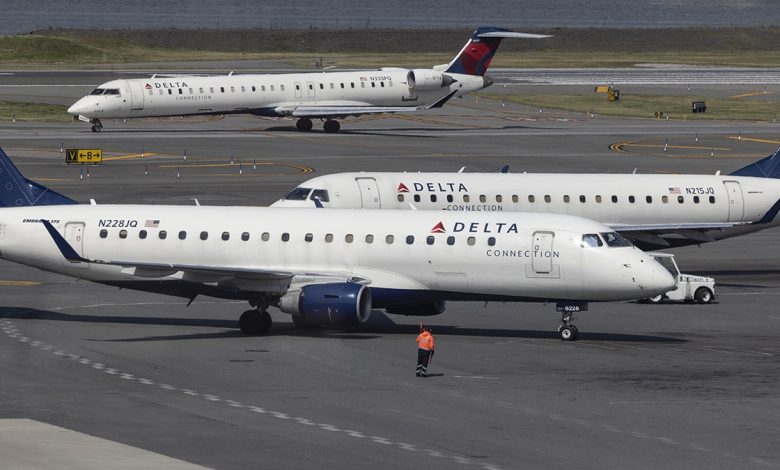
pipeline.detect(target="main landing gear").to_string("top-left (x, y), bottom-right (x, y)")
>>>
top-left (294, 117), bottom-right (341, 133)
top-left (239, 308), bottom-right (272, 335)
top-left (90, 119), bottom-right (103, 133)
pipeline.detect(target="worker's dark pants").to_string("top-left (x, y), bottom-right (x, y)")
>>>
top-left (416, 349), bottom-right (432, 376)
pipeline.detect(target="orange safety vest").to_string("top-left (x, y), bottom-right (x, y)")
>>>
top-left (416, 331), bottom-right (435, 351)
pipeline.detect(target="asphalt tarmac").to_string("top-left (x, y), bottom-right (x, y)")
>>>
top-left (1, 72), bottom-right (780, 470)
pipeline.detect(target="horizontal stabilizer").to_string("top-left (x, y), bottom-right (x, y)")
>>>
top-left (730, 148), bottom-right (780, 178)
top-left (426, 89), bottom-right (459, 110)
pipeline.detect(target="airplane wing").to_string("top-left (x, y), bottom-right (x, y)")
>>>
top-left (275, 105), bottom-right (420, 119)
top-left (608, 222), bottom-right (736, 247)
top-left (41, 220), bottom-right (361, 290)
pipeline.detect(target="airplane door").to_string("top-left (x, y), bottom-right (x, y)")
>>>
top-left (723, 181), bottom-right (744, 222)
top-left (294, 82), bottom-right (302, 99)
top-left (129, 81), bottom-right (144, 110)
top-left (531, 231), bottom-right (554, 273)
top-left (62, 222), bottom-right (89, 269)
top-left (307, 81), bottom-right (316, 98)
top-left (356, 177), bottom-right (381, 208)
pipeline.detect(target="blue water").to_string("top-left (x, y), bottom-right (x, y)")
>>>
top-left (3, 0), bottom-right (779, 35)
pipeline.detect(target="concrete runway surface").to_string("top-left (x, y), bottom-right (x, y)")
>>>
top-left (1, 71), bottom-right (780, 469)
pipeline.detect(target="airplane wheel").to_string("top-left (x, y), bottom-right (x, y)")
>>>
top-left (559, 325), bottom-right (578, 341)
top-left (239, 309), bottom-right (272, 335)
top-left (296, 118), bottom-right (313, 132)
top-left (91, 124), bottom-right (100, 133)
top-left (695, 287), bottom-right (713, 304)
top-left (323, 120), bottom-right (340, 133)
top-left (648, 294), bottom-right (664, 304)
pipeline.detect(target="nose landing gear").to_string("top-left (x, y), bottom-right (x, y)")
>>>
top-left (556, 302), bottom-right (586, 341)
top-left (90, 119), bottom-right (103, 133)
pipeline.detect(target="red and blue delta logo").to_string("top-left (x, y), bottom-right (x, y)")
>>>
top-left (430, 221), bottom-right (446, 233)
top-left (397, 183), bottom-right (409, 193)
top-left (144, 83), bottom-right (152, 89)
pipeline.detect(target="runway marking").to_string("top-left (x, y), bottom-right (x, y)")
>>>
top-left (0, 317), bottom-right (506, 470)
top-left (729, 91), bottom-right (776, 99)
top-left (727, 136), bottom-right (780, 145)
top-left (0, 280), bottom-right (41, 286)
top-left (452, 375), bottom-right (499, 379)
top-left (102, 153), bottom-right (157, 161)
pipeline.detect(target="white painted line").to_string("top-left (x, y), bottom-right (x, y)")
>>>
top-left (181, 389), bottom-right (198, 396)
top-left (159, 384), bottom-right (176, 391)
top-left (425, 449), bottom-right (446, 458)
top-left (371, 436), bottom-right (392, 445)
top-left (397, 442), bottom-right (417, 451)
top-left (295, 418), bottom-right (315, 426)
top-left (452, 376), bottom-right (499, 379)
top-left (318, 424), bottom-right (340, 432)
top-left (137, 378), bottom-right (154, 385)
top-left (248, 406), bottom-right (266, 413)
top-left (226, 400), bottom-right (243, 408)
top-left (270, 412), bottom-right (289, 420)
top-left (344, 430), bottom-right (365, 438)
top-left (120, 373), bottom-right (135, 380)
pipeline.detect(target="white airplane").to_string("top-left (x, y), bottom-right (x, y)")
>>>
top-left (0, 148), bottom-right (673, 341)
top-left (67, 27), bottom-right (549, 133)
top-left (272, 149), bottom-right (780, 250)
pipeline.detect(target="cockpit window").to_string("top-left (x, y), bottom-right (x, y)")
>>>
top-left (581, 233), bottom-right (603, 247)
top-left (283, 187), bottom-right (311, 200)
top-left (600, 232), bottom-right (633, 247)
top-left (310, 189), bottom-right (329, 203)
top-left (104, 88), bottom-right (120, 95)
top-left (90, 88), bottom-right (105, 95)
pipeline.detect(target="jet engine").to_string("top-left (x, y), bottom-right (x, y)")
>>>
top-left (406, 70), bottom-right (455, 90)
top-left (385, 300), bottom-right (448, 316)
top-left (279, 282), bottom-right (372, 325)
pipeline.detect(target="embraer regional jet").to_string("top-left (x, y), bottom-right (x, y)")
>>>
top-left (67, 27), bottom-right (548, 133)
top-left (0, 149), bottom-right (673, 341)
top-left (272, 149), bottom-right (780, 249)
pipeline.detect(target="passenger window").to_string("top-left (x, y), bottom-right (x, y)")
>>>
top-left (210, 87), bottom-right (214, 93)
top-left (479, 195), bottom-right (486, 203)
top-left (281, 233), bottom-right (289, 242)
top-left (385, 235), bottom-right (394, 244)
top-left (430, 195), bottom-right (437, 203)
top-left (370, 82), bottom-right (374, 88)
top-left (528, 195), bottom-right (535, 203)
top-left (230, 86), bottom-right (235, 92)
top-left (389, 81), bottom-right (393, 87)
top-left (397, 194), bottom-right (404, 202)
top-left (188, 88), bottom-right (193, 94)
top-left (345, 234), bottom-right (354, 243)
top-left (693, 196), bottom-right (700, 204)
top-left (678, 196), bottom-right (684, 203)
top-left (252, 86), bottom-right (256, 92)
top-left (242, 232), bottom-right (250, 241)
top-left (100, 229), bottom-right (108, 238)
top-left (646, 196), bottom-right (652, 203)
top-left (261, 85), bottom-right (266, 92)
top-left (178, 230), bottom-right (186, 240)
top-left (595, 195), bottom-right (602, 203)
top-left (365, 234), bottom-right (374, 244)
top-left (563, 195), bottom-right (570, 203)
top-left (381, 82), bottom-right (385, 87)
top-left (319, 84), bottom-right (324, 90)
top-left (308, 84), bottom-right (313, 90)
top-left (281, 85), bottom-right (285, 91)
top-left (611, 195), bottom-right (618, 203)
top-left (271, 85), bottom-right (275, 91)
top-left (629, 196), bottom-right (635, 203)
top-left (296, 84), bottom-right (300, 91)
top-left (414, 195), bottom-right (421, 202)
top-left (487, 237), bottom-right (496, 246)
top-left (463, 195), bottom-right (470, 203)
top-left (340, 83), bottom-right (345, 89)
top-left (662, 196), bottom-right (669, 203)
top-left (325, 234), bottom-right (334, 242)
top-left (512, 195), bottom-right (518, 203)
top-left (222, 232), bottom-right (230, 241)
top-left (361, 82), bottom-right (365, 88)
top-left (581, 234), bottom-right (603, 247)
top-left (241, 86), bottom-right (245, 92)
top-left (220, 87), bottom-right (225, 93)
top-left (496, 195), bottom-right (502, 203)
top-left (261, 232), bottom-right (270, 241)
top-left (139, 230), bottom-right (147, 239)
top-left (200, 231), bottom-right (208, 240)
top-left (330, 83), bottom-right (334, 89)
top-left (467, 237), bottom-right (476, 246)
top-left (580, 195), bottom-right (586, 203)
top-left (178, 89), bottom-right (183, 95)
top-left (351, 83), bottom-right (355, 88)
top-left (159, 230), bottom-right (167, 239)
top-left (446, 236), bottom-right (455, 246)
top-left (199, 87), bottom-right (204, 93)
top-left (406, 235), bottom-right (414, 245)
top-left (544, 195), bottom-right (551, 203)
top-left (426, 236), bottom-right (434, 245)
top-left (168, 89), bottom-right (172, 95)
top-left (709, 196), bottom-right (715, 203)
top-left (119, 229), bottom-right (127, 239)
top-left (305, 233), bottom-right (313, 242)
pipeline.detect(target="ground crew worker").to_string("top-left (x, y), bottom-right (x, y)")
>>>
top-left (416, 326), bottom-right (435, 377)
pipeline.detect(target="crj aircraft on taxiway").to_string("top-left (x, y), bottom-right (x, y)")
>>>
top-left (67, 27), bottom-right (548, 133)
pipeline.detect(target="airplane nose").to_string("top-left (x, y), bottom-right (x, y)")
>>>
top-left (645, 260), bottom-right (676, 295)
top-left (67, 101), bottom-right (81, 115)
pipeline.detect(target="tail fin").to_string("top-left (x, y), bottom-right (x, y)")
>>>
top-left (0, 147), bottom-right (77, 207)
top-left (730, 148), bottom-right (780, 178)
top-left (436, 27), bottom-right (550, 76)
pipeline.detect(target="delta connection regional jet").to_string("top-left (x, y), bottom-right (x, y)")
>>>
top-left (67, 27), bottom-right (549, 133)
top-left (272, 149), bottom-right (780, 250)
top-left (0, 148), bottom-right (673, 341)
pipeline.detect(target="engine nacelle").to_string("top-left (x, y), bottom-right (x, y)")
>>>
top-left (386, 300), bottom-right (448, 317)
top-left (406, 69), bottom-right (455, 90)
top-left (279, 282), bottom-right (372, 325)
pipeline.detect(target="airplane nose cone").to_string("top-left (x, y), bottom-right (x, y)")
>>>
top-left (646, 261), bottom-right (676, 296)
top-left (67, 102), bottom-right (81, 115)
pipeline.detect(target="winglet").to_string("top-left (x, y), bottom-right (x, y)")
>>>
top-left (730, 148), bottom-right (780, 178)
top-left (41, 220), bottom-right (89, 263)
top-left (426, 89), bottom-right (459, 110)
